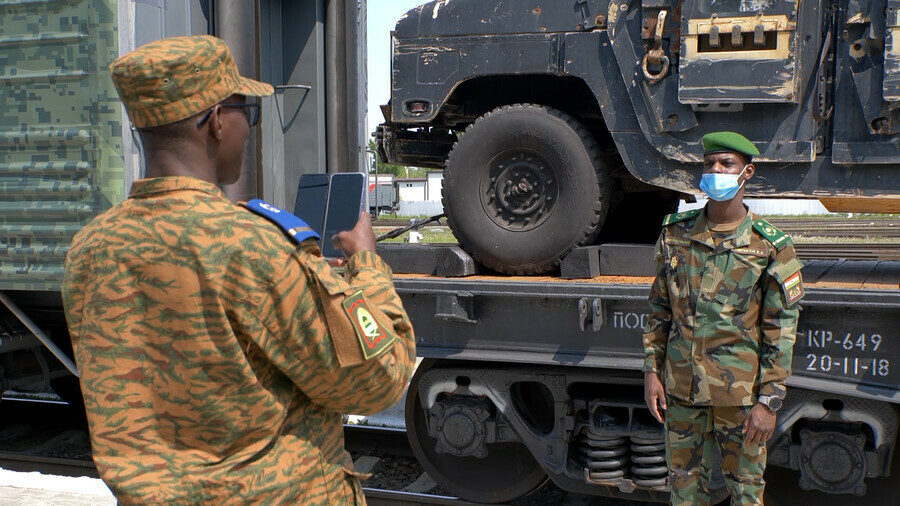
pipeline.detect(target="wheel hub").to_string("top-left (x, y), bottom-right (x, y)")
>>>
top-left (430, 398), bottom-right (492, 458)
top-left (484, 152), bottom-right (556, 231)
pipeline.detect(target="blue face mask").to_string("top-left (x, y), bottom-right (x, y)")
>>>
top-left (699, 165), bottom-right (748, 201)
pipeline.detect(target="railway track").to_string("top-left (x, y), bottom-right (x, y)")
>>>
top-left (0, 398), bottom-right (608, 505)
top-left (0, 400), bottom-right (531, 505)
top-left (794, 242), bottom-right (900, 261)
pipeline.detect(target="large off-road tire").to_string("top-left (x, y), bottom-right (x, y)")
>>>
top-left (442, 104), bottom-right (611, 274)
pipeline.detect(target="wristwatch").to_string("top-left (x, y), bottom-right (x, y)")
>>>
top-left (757, 395), bottom-right (783, 412)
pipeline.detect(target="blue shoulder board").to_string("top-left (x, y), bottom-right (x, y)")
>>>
top-left (244, 199), bottom-right (320, 245)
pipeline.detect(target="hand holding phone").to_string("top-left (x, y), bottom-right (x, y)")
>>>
top-left (330, 212), bottom-right (376, 259)
top-left (320, 173), bottom-right (366, 258)
top-left (293, 173), bottom-right (366, 259)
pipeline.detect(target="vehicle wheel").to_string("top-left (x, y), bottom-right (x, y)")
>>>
top-left (405, 359), bottom-right (549, 503)
top-left (442, 104), bottom-right (611, 274)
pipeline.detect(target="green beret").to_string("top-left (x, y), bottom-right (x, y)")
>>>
top-left (701, 131), bottom-right (760, 157)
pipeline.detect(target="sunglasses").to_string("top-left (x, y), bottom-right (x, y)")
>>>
top-left (196, 103), bottom-right (261, 128)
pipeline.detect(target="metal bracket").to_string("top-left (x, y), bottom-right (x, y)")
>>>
top-left (642, 10), bottom-right (670, 83)
top-left (435, 292), bottom-right (477, 324)
top-left (0, 291), bottom-right (79, 377)
top-left (576, 0), bottom-right (597, 30)
top-left (578, 297), bottom-right (605, 331)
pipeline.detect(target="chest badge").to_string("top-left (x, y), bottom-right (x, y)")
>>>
top-left (670, 256), bottom-right (679, 270)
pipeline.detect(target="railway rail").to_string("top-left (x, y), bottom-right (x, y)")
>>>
top-left (0, 399), bottom-right (521, 504)
top-left (795, 242), bottom-right (900, 260)
top-left (373, 217), bottom-right (900, 237)
top-left (0, 399), bottom-right (612, 505)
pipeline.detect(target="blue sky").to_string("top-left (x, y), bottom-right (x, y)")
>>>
top-left (366, 0), bottom-right (427, 134)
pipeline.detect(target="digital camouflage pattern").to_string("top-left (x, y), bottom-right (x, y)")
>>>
top-left (0, 0), bottom-right (124, 291)
top-left (643, 208), bottom-right (803, 406)
top-left (666, 401), bottom-right (765, 506)
top-left (62, 176), bottom-right (416, 504)
top-left (109, 35), bottom-right (273, 128)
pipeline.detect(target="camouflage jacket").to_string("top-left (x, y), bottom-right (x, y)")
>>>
top-left (642, 208), bottom-right (803, 406)
top-left (62, 177), bottom-right (416, 504)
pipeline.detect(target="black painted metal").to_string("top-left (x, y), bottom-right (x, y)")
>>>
top-left (394, 266), bottom-right (900, 401)
top-left (376, 244), bottom-right (481, 277)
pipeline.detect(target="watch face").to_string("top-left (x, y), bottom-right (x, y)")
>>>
top-left (765, 396), bottom-right (782, 411)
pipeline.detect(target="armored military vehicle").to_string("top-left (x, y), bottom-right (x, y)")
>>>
top-left (376, 0), bottom-right (900, 274)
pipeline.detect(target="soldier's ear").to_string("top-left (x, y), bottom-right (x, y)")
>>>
top-left (743, 162), bottom-right (755, 181)
top-left (208, 105), bottom-right (223, 141)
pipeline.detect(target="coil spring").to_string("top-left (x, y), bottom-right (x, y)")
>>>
top-left (630, 436), bottom-right (668, 488)
top-left (579, 432), bottom-right (628, 480)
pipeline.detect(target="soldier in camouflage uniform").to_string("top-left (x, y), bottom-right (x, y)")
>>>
top-left (61, 35), bottom-right (416, 504)
top-left (642, 132), bottom-right (804, 506)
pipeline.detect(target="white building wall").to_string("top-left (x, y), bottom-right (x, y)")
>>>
top-left (397, 200), bottom-right (444, 216)
top-left (397, 180), bottom-right (426, 202)
top-left (426, 171), bottom-right (443, 201)
top-left (679, 198), bottom-right (832, 215)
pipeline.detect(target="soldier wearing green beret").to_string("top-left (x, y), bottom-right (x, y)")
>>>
top-left (61, 35), bottom-right (416, 504)
top-left (643, 131), bottom-right (804, 505)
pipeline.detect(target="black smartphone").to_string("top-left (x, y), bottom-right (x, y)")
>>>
top-left (321, 173), bottom-right (366, 258)
top-left (293, 173), bottom-right (330, 238)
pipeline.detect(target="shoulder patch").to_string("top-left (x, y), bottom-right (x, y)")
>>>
top-left (783, 271), bottom-right (804, 305)
top-left (752, 218), bottom-right (791, 250)
top-left (244, 199), bottom-right (320, 245)
top-left (343, 290), bottom-right (396, 360)
top-left (662, 209), bottom-right (701, 226)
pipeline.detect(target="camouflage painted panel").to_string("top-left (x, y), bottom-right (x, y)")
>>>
top-left (0, 0), bottom-right (124, 291)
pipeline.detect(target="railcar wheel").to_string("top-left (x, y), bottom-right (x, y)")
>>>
top-left (405, 359), bottom-right (548, 503)
top-left (764, 467), bottom-right (895, 506)
top-left (442, 104), bottom-right (611, 274)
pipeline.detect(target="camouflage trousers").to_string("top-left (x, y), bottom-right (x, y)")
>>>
top-left (664, 401), bottom-right (767, 506)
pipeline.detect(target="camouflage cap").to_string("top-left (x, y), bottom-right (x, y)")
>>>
top-left (109, 35), bottom-right (273, 128)
top-left (701, 131), bottom-right (760, 157)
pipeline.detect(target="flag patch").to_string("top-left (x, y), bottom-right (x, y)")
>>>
top-left (783, 272), bottom-right (803, 304)
top-left (342, 290), bottom-right (396, 360)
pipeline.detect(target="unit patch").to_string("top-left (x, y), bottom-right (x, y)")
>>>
top-left (342, 290), bottom-right (396, 360)
top-left (782, 271), bottom-right (804, 305)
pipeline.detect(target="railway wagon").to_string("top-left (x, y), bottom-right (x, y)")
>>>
top-left (381, 245), bottom-right (900, 504)
top-left (0, 0), bottom-right (368, 401)
top-left (374, 0), bottom-right (900, 502)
